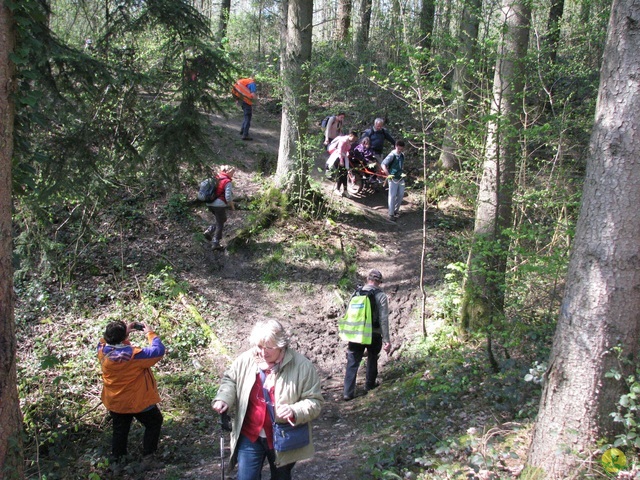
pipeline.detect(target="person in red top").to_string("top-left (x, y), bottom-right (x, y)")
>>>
top-left (232, 77), bottom-right (257, 140)
top-left (204, 165), bottom-right (236, 250)
top-left (97, 321), bottom-right (165, 460)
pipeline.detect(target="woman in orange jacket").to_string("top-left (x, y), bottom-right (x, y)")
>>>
top-left (98, 320), bottom-right (165, 460)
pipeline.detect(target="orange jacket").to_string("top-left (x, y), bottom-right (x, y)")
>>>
top-left (232, 78), bottom-right (256, 105)
top-left (98, 332), bottom-right (165, 413)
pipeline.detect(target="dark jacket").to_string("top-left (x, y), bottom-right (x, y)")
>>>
top-left (361, 127), bottom-right (396, 154)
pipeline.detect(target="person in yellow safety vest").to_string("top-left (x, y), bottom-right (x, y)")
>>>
top-left (232, 78), bottom-right (257, 141)
top-left (343, 269), bottom-right (391, 401)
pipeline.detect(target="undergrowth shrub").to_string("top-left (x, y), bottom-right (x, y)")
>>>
top-left (354, 334), bottom-right (539, 479)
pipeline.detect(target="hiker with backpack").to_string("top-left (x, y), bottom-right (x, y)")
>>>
top-left (341, 269), bottom-right (391, 401)
top-left (322, 112), bottom-right (345, 150)
top-left (232, 77), bottom-right (257, 141)
top-left (203, 165), bottom-right (235, 250)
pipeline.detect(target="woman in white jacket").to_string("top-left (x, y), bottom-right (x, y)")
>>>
top-left (212, 319), bottom-right (323, 480)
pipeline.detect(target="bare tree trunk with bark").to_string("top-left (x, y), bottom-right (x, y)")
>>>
top-left (275, 0), bottom-right (313, 192)
top-left (546, 0), bottom-right (564, 64)
top-left (355, 0), bottom-right (372, 56)
top-left (527, 1), bottom-right (640, 476)
top-left (217, 0), bottom-right (231, 42)
top-left (419, 0), bottom-right (435, 50)
top-left (336, 0), bottom-right (352, 43)
top-left (459, 0), bottom-right (531, 360)
top-left (0, 3), bottom-right (24, 479)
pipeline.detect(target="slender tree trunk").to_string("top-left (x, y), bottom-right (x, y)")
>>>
top-left (459, 0), bottom-right (531, 344)
top-left (275, 0), bottom-right (313, 191)
top-left (439, 0), bottom-right (482, 170)
top-left (217, 0), bottom-right (231, 41)
top-left (546, 0), bottom-right (564, 64)
top-left (355, 0), bottom-right (372, 56)
top-left (527, 1), bottom-right (640, 476)
top-left (336, 0), bottom-right (352, 43)
top-left (435, 0), bottom-right (452, 44)
top-left (419, 0), bottom-right (435, 50)
top-left (0, 3), bottom-right (24, 479)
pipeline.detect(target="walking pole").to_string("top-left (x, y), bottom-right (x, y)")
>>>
top-left (219, 412), bottom-right (231, 480)
top-left (220, 436), bottom-right (225, 480)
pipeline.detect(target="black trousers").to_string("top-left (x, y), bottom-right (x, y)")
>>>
top-left (335, 167), bottom-right (348, 192)
top-left (343, 335), bottom-right (383, 399)
top-left (110, 405), bottom-right (163, 458)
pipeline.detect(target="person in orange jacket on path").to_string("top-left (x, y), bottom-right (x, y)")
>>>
top-left (232, 77), bottom-right (257, 141)
top-left (97, 320), bottom-right (166, 460)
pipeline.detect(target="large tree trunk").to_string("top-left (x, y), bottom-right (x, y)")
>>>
top-left (0, 3), bottom-right (24, 479)
top-left (439, 0), bottom-right (482, 170)
top-left (336, 0), bottom-right (352, 43)
top-left (460, 0), bottom-right (531, 345)
top-left (275, 0), bottom-right (312, 191)
top-left (527, 1), bottom-right (640, 476)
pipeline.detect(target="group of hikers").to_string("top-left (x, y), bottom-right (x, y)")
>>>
top-left (98, 269), bottom-right (392, 479)
top-left (323, 114), bottom-right (407, 222)
top-left (95, 80), bottom-right (402, 477)
top-left (200, 85), bottom-right (408, 252)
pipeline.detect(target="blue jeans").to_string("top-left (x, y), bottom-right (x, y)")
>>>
top-left (343, 335), bottom-right (383, 399)
top-left (241, 101), bottom-right (253, 137)
top-left (236, 434), bottom-right (295, 480)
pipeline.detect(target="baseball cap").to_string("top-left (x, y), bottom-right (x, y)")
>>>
top-left (368, 269), bottom-right (383, 282)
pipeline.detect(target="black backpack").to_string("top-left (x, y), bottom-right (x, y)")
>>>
top-left (320, 115), bottom-right (332, 128)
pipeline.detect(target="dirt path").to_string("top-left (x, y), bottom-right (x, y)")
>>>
top-left (156, 111), bottom-right (440, 479)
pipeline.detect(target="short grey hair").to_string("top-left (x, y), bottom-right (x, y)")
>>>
top-left (374, 118), bottom-right (385, 127)
top-left (249, 319), bottom-right (290, 349)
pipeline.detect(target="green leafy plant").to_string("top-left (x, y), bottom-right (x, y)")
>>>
top-left (606, 346), bottom-right (640, 450)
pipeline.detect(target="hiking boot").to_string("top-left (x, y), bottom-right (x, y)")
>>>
top-left (394, 211), bottom-right (400, 218)
top-left (242, 136), bottom-right (253, 141)
top-left (203, 229), bottom-right (213, 241)
top-left (388, 215), bottom-right (397, 222)
top-left (212, 242), bottom-right (223, 251)
top-left (343, 395), bottom-right (354, 402)
top-left (365, 381), bottom-right (380, 392)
